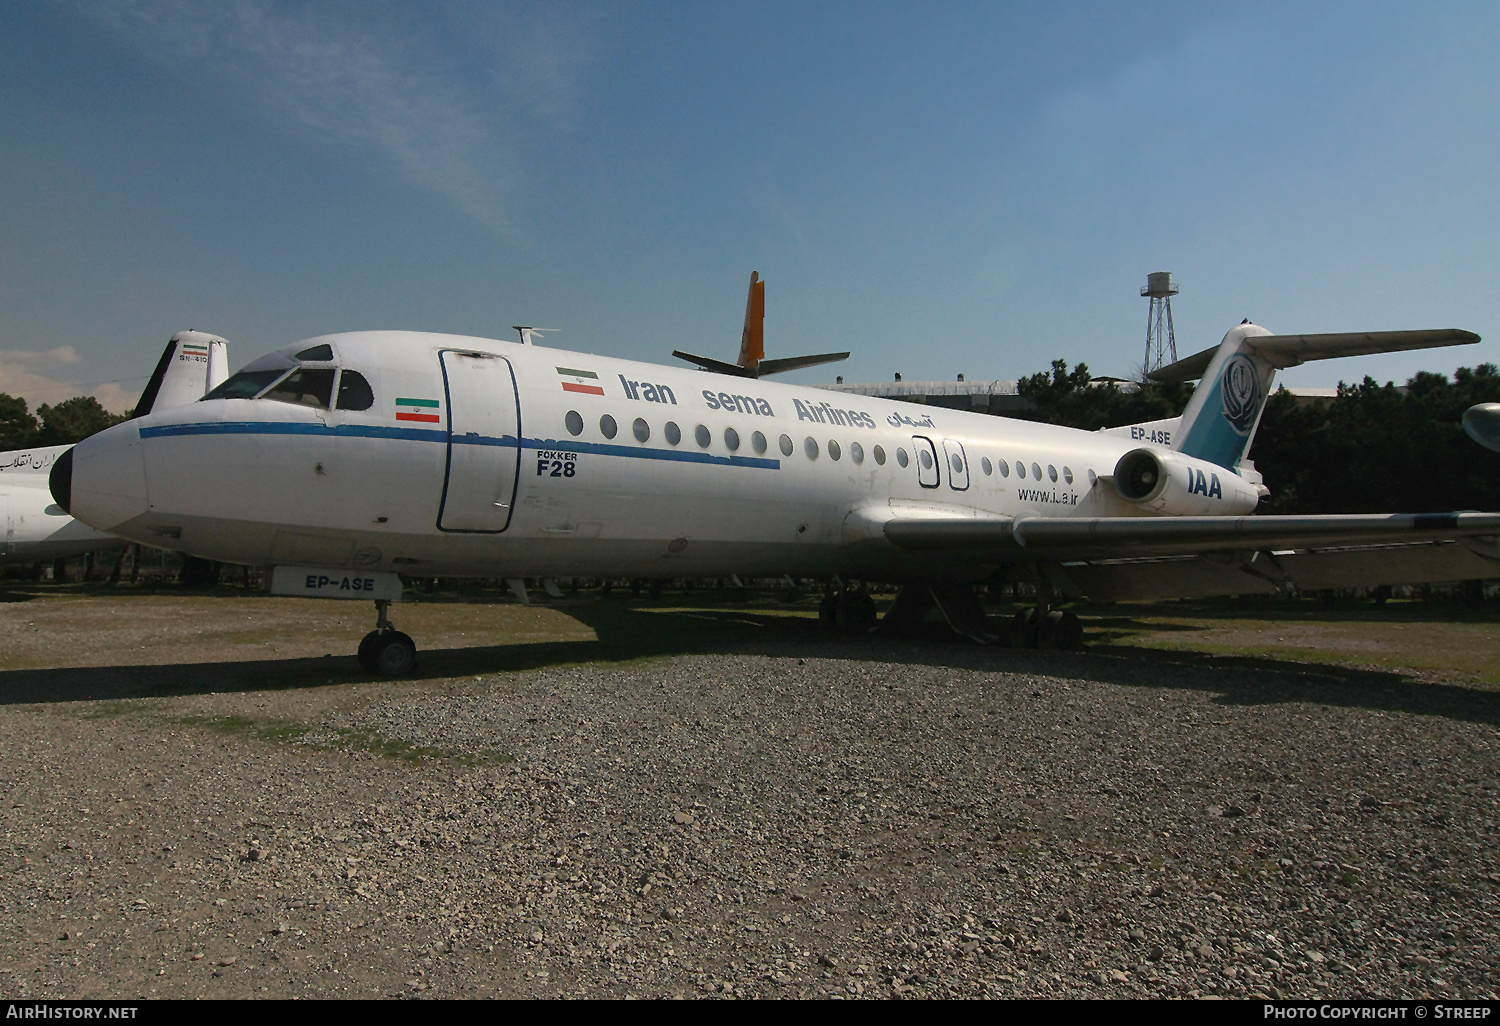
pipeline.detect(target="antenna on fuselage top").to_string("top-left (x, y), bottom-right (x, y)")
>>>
top-left (513, 326), bottom-right (559, 346)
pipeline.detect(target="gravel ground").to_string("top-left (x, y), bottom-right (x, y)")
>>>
top-left (0, 594), bottom-right (1497, 999)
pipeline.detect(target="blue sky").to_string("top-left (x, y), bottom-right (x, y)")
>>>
top-left (2, 1), bottom-right (1498, 410)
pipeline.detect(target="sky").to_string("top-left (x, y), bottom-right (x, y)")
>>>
top-left (1, 1), bottom-right (1498, 411)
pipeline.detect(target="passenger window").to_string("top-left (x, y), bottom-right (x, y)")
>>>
top-left (918, 449), bottom-right (933, 471)
top-left (1032, 462), bottom-right (1042, 480)
top-left (1048, 464), bottom-right (1058, 482)
top-left (1016, 462), bottom-right (1026, 479)
top-left (263, 368), bottom-right (335, 409)
top-left (600, 415), bottom-right (618, 439)
top-left (1064, 466), bottom-right (1074, 484)
top-left (695, 425), bottom-right (711, 448)
top-left (851, 442), bottom-right (864, 464)
top-left (295, 344), bottom-right (334, 362)
top-left (724, 427), bottom-right (741, 451)
top-left (633, 418), bottom-right (650, 443)
top-left (565, 411), bottom-right (584, 436)
top-left (1088, 469), bottom-right (1098, 486)
top-left (998, 459), bottom-right (1010, 478)
top-left (874, 445), bottom-right (886, 466)
top-left (335, 370), bottom-right (374, 411)
top-left (752, 431), bottom-right (768, 455)
top-left (896, 448), bottom-right (909, 468)
top-left (804, 437), bottom-right (819, 460)
top-left (665, 421), bottom-right (682, 446)
top-left (951, 453), bottom-right (964, 473)
top-left (204, 368), bottom-right (287, 401)
top-left (981, 457), bottom-right (993, 476)
top-left (828, 440), bottom-right (841, 461)
top-left (779, 434), bottom-right (794, 457)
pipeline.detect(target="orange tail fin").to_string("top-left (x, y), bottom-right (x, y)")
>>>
top-left (737, 271), bottom-right (765, 370)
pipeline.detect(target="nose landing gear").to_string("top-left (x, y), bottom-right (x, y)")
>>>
top-left (358, 600), bottom-right (418, 676)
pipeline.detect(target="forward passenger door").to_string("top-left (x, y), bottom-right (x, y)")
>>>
top-left (438, 351), bottom-right (521, 532)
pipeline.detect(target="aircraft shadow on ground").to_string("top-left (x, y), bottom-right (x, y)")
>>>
top-left (2, 600), bottom-right (1497, 730)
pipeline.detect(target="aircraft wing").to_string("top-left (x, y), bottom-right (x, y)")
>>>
top-left (880, 512), bottom-right (1500, 599)
top-left (1150, 328), bottom-right (1480, 383)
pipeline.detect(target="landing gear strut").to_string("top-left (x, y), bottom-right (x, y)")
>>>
top-left (358, 600), bottom-right (418, 676)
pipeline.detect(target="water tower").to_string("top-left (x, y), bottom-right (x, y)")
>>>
top-left (1141, 271), bottom-right (1179, 374)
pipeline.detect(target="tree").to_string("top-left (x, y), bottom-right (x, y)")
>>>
top-left (1015, 359), bottom-right (1193, 431)
top-left (34, 396), bottom-right (128, 446)
top-left (0, 393), bottom-right (39, 449)
top-left (1251, 364), bottom-right (1500, 514)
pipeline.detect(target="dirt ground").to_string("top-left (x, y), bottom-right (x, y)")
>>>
top-left (0, 584), bottom-right (1496, 999)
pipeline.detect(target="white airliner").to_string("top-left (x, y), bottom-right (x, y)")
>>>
top-left (50, 318), bottom-right (1497, 674)
top-left (1, 331), bottom-right (227, 566)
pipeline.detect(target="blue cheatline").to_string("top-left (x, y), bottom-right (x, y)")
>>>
top-left (137, 421), bottom-right (781, 470)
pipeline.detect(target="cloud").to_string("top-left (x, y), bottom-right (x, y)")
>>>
top-left (68, 1), bottom-right (599, 227)
top-left (0, 348), bottom-right (141, 413)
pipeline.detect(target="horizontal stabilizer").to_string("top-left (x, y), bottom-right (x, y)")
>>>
top-left (672, 349), bottom-right (850, 378)
top-left (672, 350), bottom-right (757, 377)
top-left (756, 352), bottom-right (850, 376)
top-left (1149, 328), bottom-right (1480, 383)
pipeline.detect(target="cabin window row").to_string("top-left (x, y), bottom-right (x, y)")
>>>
top-left (977, 457), bottom-right (1074, 484)
top-left (562, 410), bottom-right (1084, 484)
top-left (565, 410), bottom-right (908, 465)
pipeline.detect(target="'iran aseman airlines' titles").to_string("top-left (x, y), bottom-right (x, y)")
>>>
top-left (51, 313), bottom-right (1499, 674)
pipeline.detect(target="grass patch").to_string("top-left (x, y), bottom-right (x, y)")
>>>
top-left (174, 714), bottom-right (312, 744)
top-left (79, 699), bottom-right (152, 720)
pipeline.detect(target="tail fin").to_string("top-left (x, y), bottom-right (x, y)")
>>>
top-left (1155, 323), bottom-right (1479, 469)
top-left (133, 330), bottom-right (229, 417)
top-left (672, 270), bottom-right (850, 377)
top-left (737, 271), bottom-right (766, 371)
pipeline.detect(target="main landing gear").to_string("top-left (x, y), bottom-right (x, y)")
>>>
top-left (873, 582), bottom-right (1085, 649)
top-left (819, 580), bottom-right (879, 636)
top-left (358, 600), bottom-right (418, 676)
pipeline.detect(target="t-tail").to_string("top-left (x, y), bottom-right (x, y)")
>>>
top-left (672, 271), bottom-right (850, 378)
top-left (133, 330), bottom-right (230, 417)
top-left (1151, 321), bottom-right (1480, 470)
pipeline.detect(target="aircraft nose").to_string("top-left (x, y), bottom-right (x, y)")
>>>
top-left (48, 446), bottom-right (73, 514)
top-left (63, 422), bottom-right (150, 531)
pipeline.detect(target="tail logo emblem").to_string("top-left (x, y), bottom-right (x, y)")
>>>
top-left (1220, 353), bottom-right (1262, 435)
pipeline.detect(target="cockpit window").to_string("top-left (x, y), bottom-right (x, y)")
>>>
top-left (262, 368), bottom-right (336, 409)
top-left (296, 344), bottom-right (335, 362)
top-left (203, 368), bottom-right (288, 401)
top-left (335, 370), bottom-right (374, 411)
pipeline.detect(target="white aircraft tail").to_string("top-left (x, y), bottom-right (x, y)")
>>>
top-left (1152, 323), bottom-right (1479, 470)
top-left (134, 330), bottom-right (229, 416)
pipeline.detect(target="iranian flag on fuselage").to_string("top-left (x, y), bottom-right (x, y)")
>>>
top-left (395, 397), bottom-right (441, 423)
top-left (556, 366), bottom-right (605, 396)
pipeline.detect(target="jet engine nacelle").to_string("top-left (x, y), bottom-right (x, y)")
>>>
top-left (1112, 448), bottom-right (1260, 516)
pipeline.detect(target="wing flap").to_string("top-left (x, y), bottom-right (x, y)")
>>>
top-left (883, 512), bottom-right (1500, 560)
top-left (1046, 540), bottom-right (1500, 602)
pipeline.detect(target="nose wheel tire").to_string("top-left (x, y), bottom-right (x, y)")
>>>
top-left (359, 630), bottom-right (418, 676)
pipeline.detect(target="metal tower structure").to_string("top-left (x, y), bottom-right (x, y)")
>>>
top-left (1141, 271), bottom-right (1179, 374)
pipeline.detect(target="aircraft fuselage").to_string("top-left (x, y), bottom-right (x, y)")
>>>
top-left (61, 331), bottom-right (1257, 582)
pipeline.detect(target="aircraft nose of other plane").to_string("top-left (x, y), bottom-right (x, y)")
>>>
top-left (1463, 403), bottom-right (1500, 453)
top-left (58, 422), bottom-right (150, 530)
top-left (48, 446), bottom-right (73, 514)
